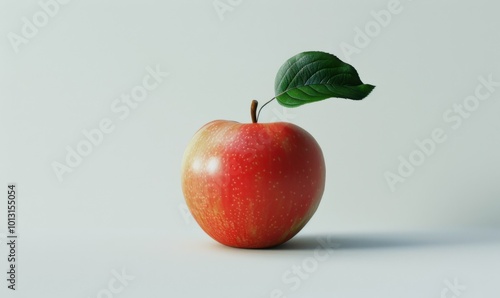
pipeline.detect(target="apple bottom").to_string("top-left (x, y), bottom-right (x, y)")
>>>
top-left (182, 120), bottom-right (326, 248)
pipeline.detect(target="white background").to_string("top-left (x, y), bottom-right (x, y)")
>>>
top-left (0, 0), bottom-right (499, 297)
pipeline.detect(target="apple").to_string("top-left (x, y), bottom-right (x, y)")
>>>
top-left (180, 51), bottom-right (374, 248)
top-left (181, 101), bottom-right (325, 248)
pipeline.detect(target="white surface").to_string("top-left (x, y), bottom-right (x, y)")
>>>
top-left (8, 229), bottom-right (500, 297)
top-left (0, 0), bottom-right (499, 297)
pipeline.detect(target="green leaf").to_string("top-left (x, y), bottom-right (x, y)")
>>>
top-left (274, 51), bottom-right (375, 107)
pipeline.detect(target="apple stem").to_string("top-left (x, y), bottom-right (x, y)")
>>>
top-left (251, 100), bottom-right (258, 123)
top-left (251, 97), bottom-right (277, 123)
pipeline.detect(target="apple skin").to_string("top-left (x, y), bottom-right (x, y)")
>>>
top-left (181, 120), bottom-right (326, 248)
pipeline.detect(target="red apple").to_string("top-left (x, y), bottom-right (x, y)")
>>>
top-left (181, 102), bottom-right (325, 248)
